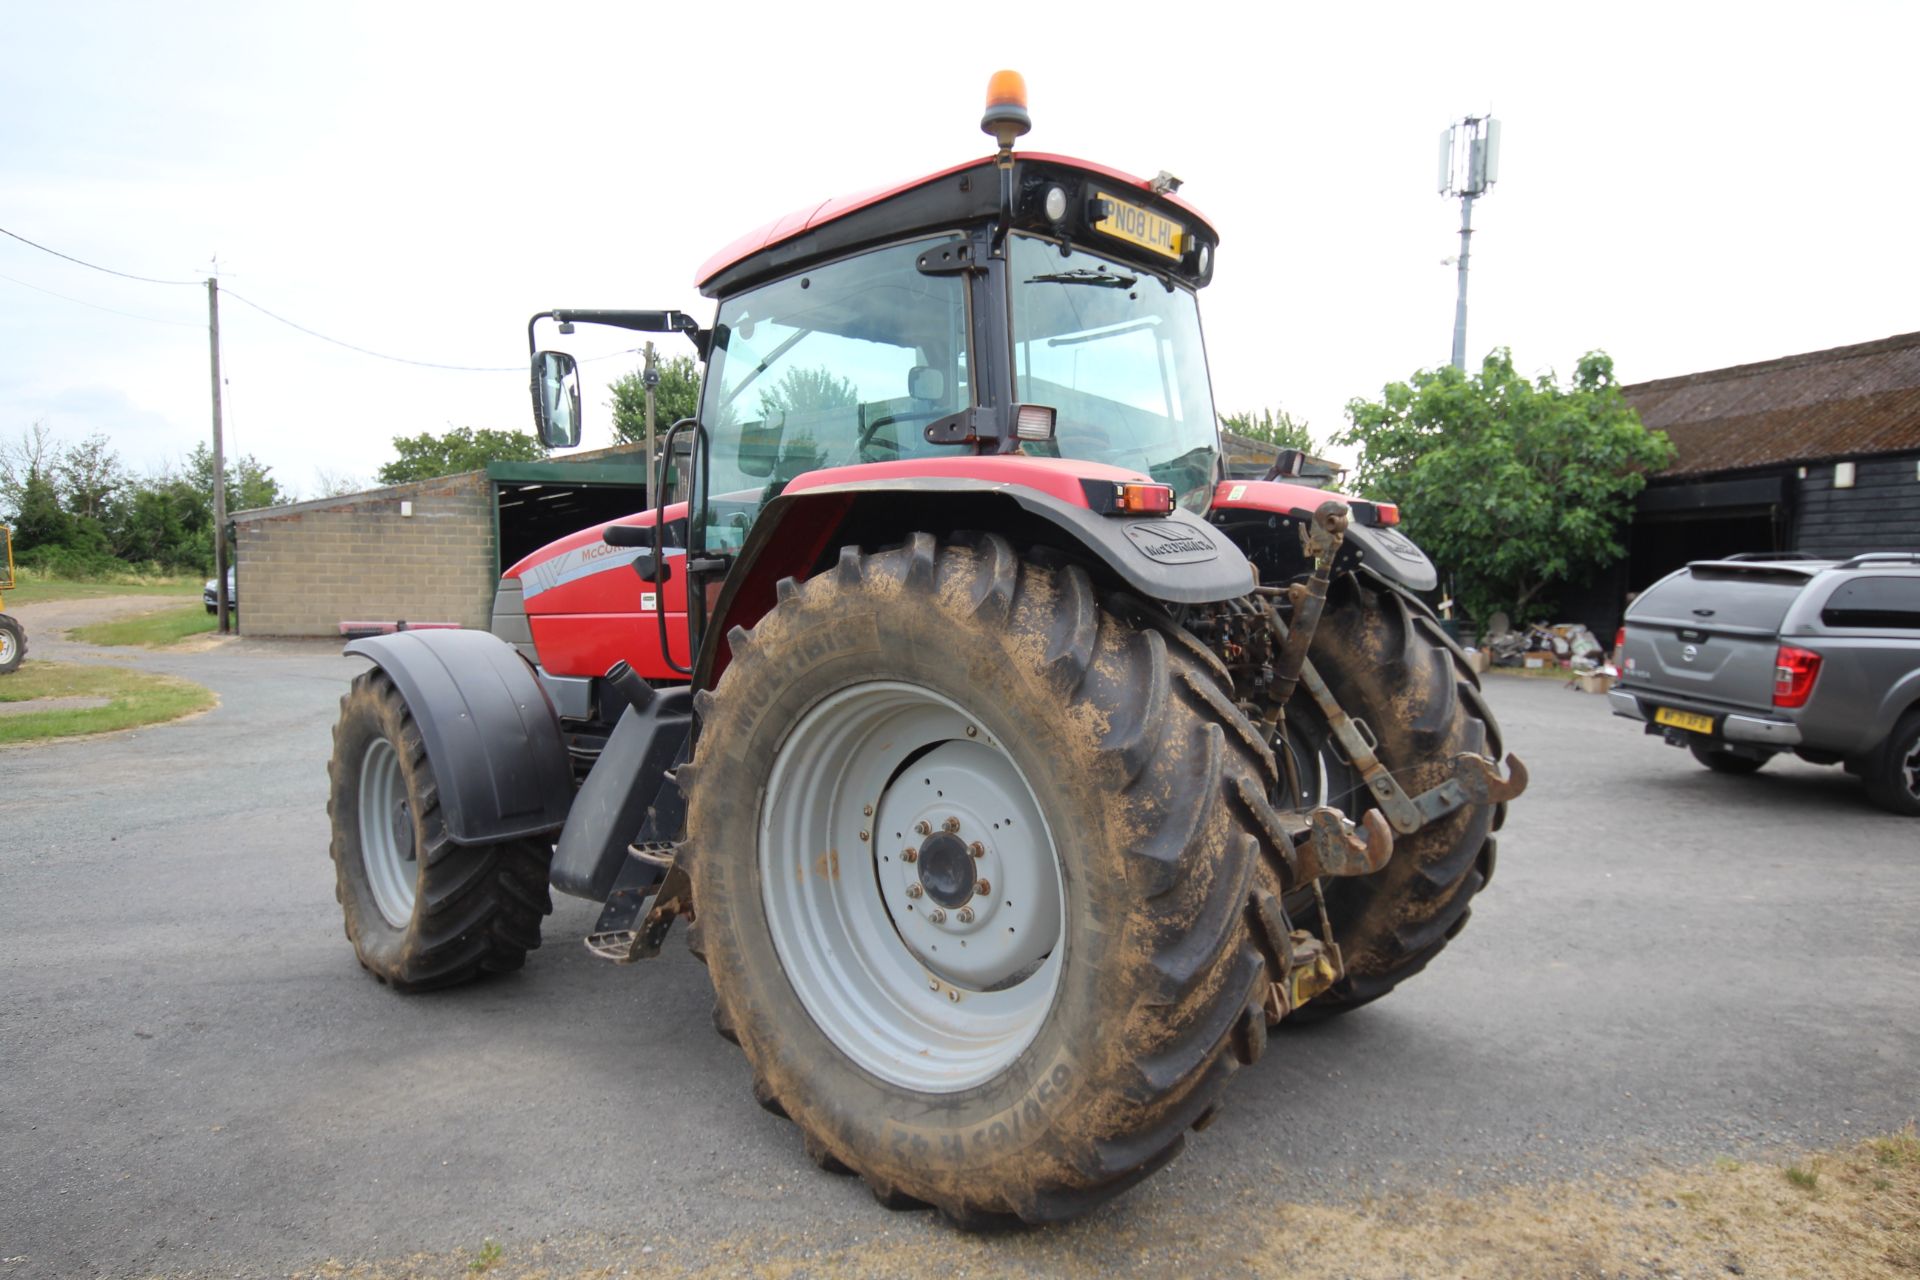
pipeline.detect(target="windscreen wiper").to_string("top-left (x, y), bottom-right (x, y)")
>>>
top-left (1027, 268), bottom-right (1137, 289)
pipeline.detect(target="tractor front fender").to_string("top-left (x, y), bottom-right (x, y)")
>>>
top-left (344, 629), bottom-right (573, 845)
top-left (694, 471), bottom-right (1257, 688)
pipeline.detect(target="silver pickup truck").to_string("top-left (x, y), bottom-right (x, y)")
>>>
top-left (1610, 553), bottom-right (1920, 814)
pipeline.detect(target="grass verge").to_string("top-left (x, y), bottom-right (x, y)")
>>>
top-left (68, 604), bottom-right (217, 647)
top-left (0, 659), bottom-right (215, 745)
top-left (2, 573), bottom-right (200, 606)
top-left (296, 1128), bottom-right (1920, 1279)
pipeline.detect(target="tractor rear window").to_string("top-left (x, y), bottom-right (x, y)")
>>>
top-left (698, 236), bottom-right (973, 547)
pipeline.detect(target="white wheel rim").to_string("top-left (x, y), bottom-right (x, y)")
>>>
top-left (358, 738), bottom-right (417, 928)
top-left (0, 629), bottom-right (15, 666)
top-left (760, 681), bottom-right (1065, 1093)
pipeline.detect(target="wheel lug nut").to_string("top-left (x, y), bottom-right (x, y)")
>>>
top-left (976, 878), bottom-right (991, 895)
top-left (914, 821), bottom-right (932, 836)
top-left (901, 847), bottom-right (918, 863)
top-left (905, 884), bottom-right (923, 899)
top-left (862, 803), bottom-right (873, 816)
top-left (948, 989), bottom-right (960, 1002)
top-left (928, 908), bottom-right (947, 924)
top-left (969, 841), bottom-right (985, 859)
top-left (957, 907), bottom-right (975, 924)
top-left (942, 817), bottom-right (961, 834)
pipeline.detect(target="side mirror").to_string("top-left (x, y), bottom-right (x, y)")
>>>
top-left (530, 351), bottom-right (582, 448)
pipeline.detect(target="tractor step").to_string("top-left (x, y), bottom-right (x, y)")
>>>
top-left (583, 842), bottom-right (689, 964)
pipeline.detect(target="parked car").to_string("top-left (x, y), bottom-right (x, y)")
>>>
top-left (1610, 552), bottom-right (1920, 814)
top-left (203, 567), bottom-right (236, 615)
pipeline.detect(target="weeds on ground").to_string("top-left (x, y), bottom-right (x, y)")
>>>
top-left (467, 1239), bottom-right (504, 1273)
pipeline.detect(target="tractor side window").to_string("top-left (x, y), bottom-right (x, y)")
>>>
top-left (1010, 235), bottom-right (1219, 514)
top-left (699, 236), bottom-right (973, 547)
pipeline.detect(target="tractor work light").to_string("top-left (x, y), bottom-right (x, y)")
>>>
top-left (1014, 404), bottom-right (1056, 441)
top-left (1044, 185), bottom-right (1068, 222)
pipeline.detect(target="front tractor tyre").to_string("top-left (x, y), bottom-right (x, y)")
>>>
top-left (326, 669), bottom-right (553, 991)
top-left (684, 534), bottom-right (1278, 1224)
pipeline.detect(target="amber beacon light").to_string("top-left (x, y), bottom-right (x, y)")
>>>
top-left (981, 70), bottom-right (1031, 151)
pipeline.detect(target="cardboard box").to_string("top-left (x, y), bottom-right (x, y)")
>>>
top-left (1523, 655), bottom-right (1546, 670)
top-left (1574, 671), bottom-right (1613, 694)
top-left (1464, 647), bottom-right (1491, 674)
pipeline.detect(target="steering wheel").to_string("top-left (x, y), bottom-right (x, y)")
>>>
top-left (856, 408), bottom-right (946, 461)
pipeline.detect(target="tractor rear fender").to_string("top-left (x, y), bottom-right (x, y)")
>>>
top-left (1209, 478), bottom-right (1439, 594)
top-left (344, 629), bottom-right (573, 845)
top-left (694, 459), bottom-right (1257, 688)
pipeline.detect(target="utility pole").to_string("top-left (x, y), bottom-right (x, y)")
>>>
top-left (206, 276), bottom-right (230, 634)
top-left (642, 341), bottom-right (660, 502)
top-left (1437, 115), bottom-right (1502, 371)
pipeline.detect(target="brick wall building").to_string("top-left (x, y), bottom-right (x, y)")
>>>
top-left (233, 472), bottom-right (499, 636)
top-left (230, 445), bottom-right (653, 638)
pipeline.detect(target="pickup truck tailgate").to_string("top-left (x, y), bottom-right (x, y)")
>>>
top-left (1623, 564), bottom-right (1814, 712)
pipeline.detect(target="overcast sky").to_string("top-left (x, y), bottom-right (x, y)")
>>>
top-left (3, 2), bottom-right (1916, 500)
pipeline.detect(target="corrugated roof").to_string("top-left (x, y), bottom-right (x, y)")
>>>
top-left (1623, 330), bottom-right (1920, 477)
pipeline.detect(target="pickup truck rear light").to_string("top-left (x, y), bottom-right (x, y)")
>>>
top-left (1614, 625), bottom-right (1626, 651)
top-left (1772, 644), bottom-right (1822, 708)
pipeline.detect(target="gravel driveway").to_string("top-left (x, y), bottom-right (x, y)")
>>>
top-left (1, 610), bottom-right (1914, 1278)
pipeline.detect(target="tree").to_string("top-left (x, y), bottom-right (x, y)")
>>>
top-left (56, 434), bottom-right (126, 521)
top-left (1220, 407), bottom-right (1317, 454)
top-left (609, 355), bottom-right (703, 445)
top-left (1337, 349), bottom-right (1675, 623)
top-left (757, 365), bottom-right (857, 419)
top-left (187, 443), bottom-right (287, 513)
top-left (377, 426), bottom-right (547, 485)
top-left (311, 467), bottom-right (366, 498)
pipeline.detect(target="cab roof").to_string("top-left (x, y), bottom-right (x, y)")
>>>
top-left (694, 152), bottom-right (1219, 299)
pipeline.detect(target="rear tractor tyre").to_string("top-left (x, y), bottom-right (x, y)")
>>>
top-left (1280, 576), bottom-right (1501, 1021)
top-left (684, 534), bottom-right (1276, 1224)
top-left (0, 614), bottom-right (23, 674)
top-left (326, 668), bottom-right (553, 991)
top-left (1862, 709), bottom-right (1920, 816)
top-left (1688, 740), bottom-right (1768, 776)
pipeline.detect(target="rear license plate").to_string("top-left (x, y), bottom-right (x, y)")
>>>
top-left (1653, 707), bottom-right (1715, 734)
top-left (1092, 191), bottom-right (1185, 260)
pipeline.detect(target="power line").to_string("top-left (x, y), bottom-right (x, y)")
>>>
top-left (220, 288), bottom-right (523, 373)
top-left (0, 270), bottom-right (203, 328)
top-left (1, 221), bottom-right (665, 374)
top-left (0, 224), bottom-right (201, 286)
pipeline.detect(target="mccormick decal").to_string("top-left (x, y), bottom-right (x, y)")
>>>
top-left (1121, 521), bottom-right (1219, 566)
top-left (520, 541), bottom-right (684, 601)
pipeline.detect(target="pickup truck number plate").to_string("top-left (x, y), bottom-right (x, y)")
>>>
top-left (1654, 707), bottom-right (1715, 734)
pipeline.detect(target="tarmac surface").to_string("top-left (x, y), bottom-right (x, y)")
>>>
top-left (2, 597), bottom-right (1916, 1278)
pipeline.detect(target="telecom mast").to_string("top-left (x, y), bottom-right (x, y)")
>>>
top-left (1437, 115), bottom-right (1502, 370)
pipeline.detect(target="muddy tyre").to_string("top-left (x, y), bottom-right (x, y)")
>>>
top-left (326, 668), bottom-right (553, 991)
top-left (683, 534), bottom-right (1277, 1224)
top-left (0, 614), bottom-right (23, 674)
top-left (1281, 576), bottom-right (1500, 1019)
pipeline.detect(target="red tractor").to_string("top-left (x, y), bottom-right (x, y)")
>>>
top-left (326, 74), bottom-right (1525, 1225)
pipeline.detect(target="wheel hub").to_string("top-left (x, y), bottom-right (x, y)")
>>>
top-left (915, 831), bottom-right (974, 908)
top-left (389, 799), bottom-right (415, 861)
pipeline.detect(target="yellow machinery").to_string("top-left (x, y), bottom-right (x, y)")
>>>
top-left (0, 524), bottom-right (22, 674)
